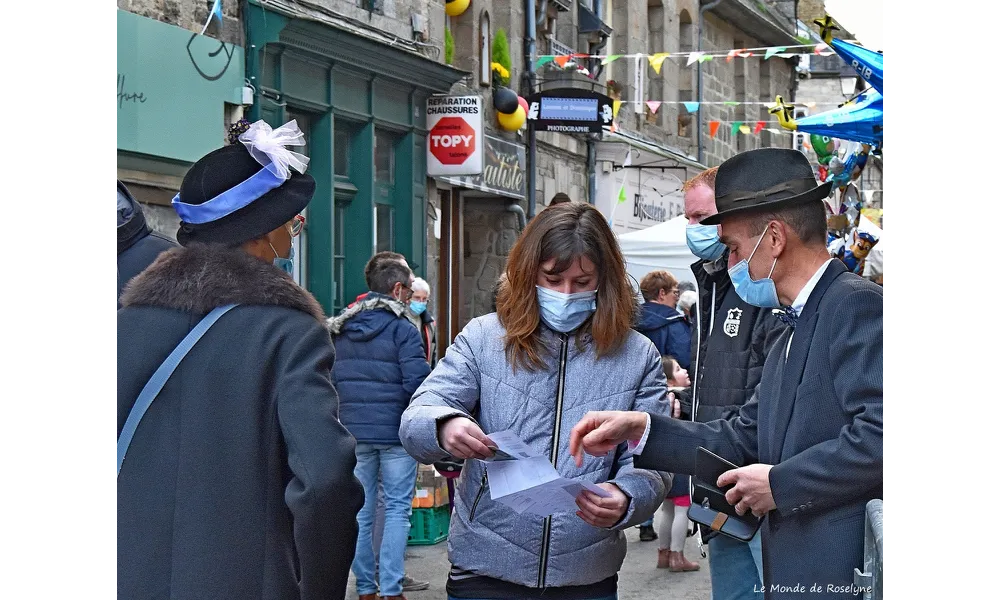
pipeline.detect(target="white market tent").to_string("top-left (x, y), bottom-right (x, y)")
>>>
top-left (617, 215), bottom-right (698, 288)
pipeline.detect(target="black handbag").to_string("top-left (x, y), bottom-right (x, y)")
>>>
top-left (687, 447), bottom-right (763, 543)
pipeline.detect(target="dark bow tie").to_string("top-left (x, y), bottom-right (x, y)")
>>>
top-left (774, 306), bottom-right (798, 328)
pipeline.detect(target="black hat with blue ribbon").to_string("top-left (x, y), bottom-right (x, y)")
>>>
top-left (701, 148), bottom-right (832, 226)
top-left (172, 120), bottom-right (315, 247)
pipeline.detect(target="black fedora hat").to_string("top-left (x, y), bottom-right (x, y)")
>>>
top-left (701, 148), bottom-right (831, 226)
top-left (173, 136), bottom-right (315, 247)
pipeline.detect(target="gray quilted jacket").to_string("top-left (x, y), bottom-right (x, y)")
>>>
top-left (399, 313), bottom-right (672, 589)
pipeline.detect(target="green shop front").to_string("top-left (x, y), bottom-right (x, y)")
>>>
top-left (245, 1), bottom-right (466, 315)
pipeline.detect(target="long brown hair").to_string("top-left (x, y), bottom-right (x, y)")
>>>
top-left (496, 203), bottom-right (637, 371)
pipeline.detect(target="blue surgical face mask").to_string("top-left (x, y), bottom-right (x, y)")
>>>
top-left (410, 301), bottom-right (427, 315)
top-left (536, 285), bottom-right (597, 333)
top-left (686, 223), bottom-right (727, 261)
top-left (727, 229), bottom-right (780, 308)
top-left (270, 242), bottom-right (295, 277)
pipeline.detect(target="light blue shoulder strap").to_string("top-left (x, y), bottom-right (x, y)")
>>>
top-left (117, 304), bottom-right (238, 476)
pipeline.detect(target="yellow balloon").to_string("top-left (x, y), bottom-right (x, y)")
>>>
top-left (445, 0), bottom-right (470, 17)
top-left (497, 106), bottom-right (526, 131)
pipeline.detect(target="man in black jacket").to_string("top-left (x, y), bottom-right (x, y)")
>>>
top-left (682, 166), bottom-right (786, 599)
top-left (117, 180), bottom-right (176, 308)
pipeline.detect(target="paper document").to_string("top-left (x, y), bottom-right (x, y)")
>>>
top-left (480, 430), bottom-right (611, 517)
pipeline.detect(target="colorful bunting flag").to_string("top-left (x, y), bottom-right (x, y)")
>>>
top-left (739, 124), bottom-right (751, 134)
top-left (613, 100), bottom-right (622, 118)
top-left (709, 121), bottom-right (720, 138)
top-left (699, 54), bottom-right (713, 63)
top-left (726, 49), bottom-right (740, 62)
top-left (601, 54), bottom-right (622, 65)
top-left (646, 101), bottom-right (662, 114)
top-left (555, 55), bottom-right (571, 67)
top-left (814, 44), bottom-right (829, 54)
top-left (731, 122), bottom-right (743, 136)
top-left (764, 46), bottom-right (787, 60)
top-left (536, 56), bottom-right (554, 67)
top-left (724, 101), bottom-right (740, 106)
top-left (648, 53), bottom-right (670, 74)
top-left (754, 121), bottom-right (766, 134)
top-left (686, 52), bottom-right (704, 66)
top-left (683, 102), bottom-right (700, 113)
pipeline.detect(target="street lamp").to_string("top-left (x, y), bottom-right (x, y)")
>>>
top-left (840, 75), bottom-right (859, 97)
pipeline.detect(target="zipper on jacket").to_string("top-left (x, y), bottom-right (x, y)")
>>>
top-left (691, 282), bottom-right (716, 423)
top-left (468, 471), bottom-right (488, 522)
top-left (537, 333), bottom-right (570, 589)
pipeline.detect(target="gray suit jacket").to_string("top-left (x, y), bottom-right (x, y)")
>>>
top-left (635, 260), bottom-right (882, 600)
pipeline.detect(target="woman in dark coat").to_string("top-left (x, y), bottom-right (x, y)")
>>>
top-left (118, 120), bottom-right (364, 600)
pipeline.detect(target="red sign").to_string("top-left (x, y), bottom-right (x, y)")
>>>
top-left (429, 117), bottom-right (476, 165)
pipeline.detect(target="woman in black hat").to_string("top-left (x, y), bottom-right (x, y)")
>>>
top-left (118, 120), bottom-right (364, 600)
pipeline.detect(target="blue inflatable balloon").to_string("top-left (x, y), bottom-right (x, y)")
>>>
top-left (795, 90), bottom-right (882, 146)
top-left (831, 39), bottom-right (883, 96)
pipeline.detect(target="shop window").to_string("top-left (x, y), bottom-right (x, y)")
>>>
top-left (285, 109), bottom-right (312, 287)
top-left (334, 126), bottom-right (350, 177)
top-left (333, 200), bottom-right (348, 311)
top-left (376, 203), bottom-right (394, 253)
top-left (375, 130), bottom-right (395, 183)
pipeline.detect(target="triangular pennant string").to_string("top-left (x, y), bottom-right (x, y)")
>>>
top-left (554, 55), bottom-right (571, 67)
top-left (613, 100), bottom-right (622, 118)
top-left (754, 121), bottom-right (766, 134)
top-left (686, 52), bottom-right (704, 66)
top-left (739, 124), bottom-right (751, 134)
top-left (699, 54), bottom-right (713, 63)
top-left (683, 102), bottom-right (699, 113)
top-left (536, 56), bottom-right (555, 67)
top-left (731, 122), bottom-right (743, 136)
top-left (709, 121), bottom-right (720, 138)
top-left (648, 53), bottom-right (670, 74)
top-left (726, 49), bottom-right (739, 62)
top-left (601, 54), bottom-right (622, 65)
top-left (646, 101), bottom-right (662, 114)
top-left (764, 46), bottom-right (787, 60)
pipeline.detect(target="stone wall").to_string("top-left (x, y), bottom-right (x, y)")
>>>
top-left (118, 0), bottom-right (243, 45)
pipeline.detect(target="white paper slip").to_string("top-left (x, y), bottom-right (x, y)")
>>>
top-left (480, 429), bottom-right (540, 462)
top-left (482, 430), bottom-right (612, 517)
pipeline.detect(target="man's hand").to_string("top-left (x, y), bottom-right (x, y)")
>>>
top-left (569, 411), bottom-right (648, 467)
top-left (718, 464), bottom-right (776, 518)
top-left (576, 483), bottom-right (629, 528)
top-left (437, 417), bottom-right (495, 460)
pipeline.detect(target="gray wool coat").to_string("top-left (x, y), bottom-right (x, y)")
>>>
top-left (399, 313), bottom-right (672, 589)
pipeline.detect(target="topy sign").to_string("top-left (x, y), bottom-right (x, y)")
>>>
top-left (427, 95), bottom-right (484, 176)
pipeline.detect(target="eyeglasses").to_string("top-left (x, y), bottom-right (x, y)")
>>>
top-left (289, 214), bottom-right (306, 238)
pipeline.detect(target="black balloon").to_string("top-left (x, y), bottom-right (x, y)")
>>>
top-left (493, 87), bottom-right (519, 114)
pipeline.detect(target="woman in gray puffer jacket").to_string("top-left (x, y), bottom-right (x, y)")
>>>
top-left (399, 203), bottom-right (673, 600)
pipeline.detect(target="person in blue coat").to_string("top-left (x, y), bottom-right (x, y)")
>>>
top-left (636, 270), bottom-right (692, 371)
top-left (328, 257), bottom-right (431, 600)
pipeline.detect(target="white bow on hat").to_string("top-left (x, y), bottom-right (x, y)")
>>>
top-left (239, 120), bottom-right (310, 180)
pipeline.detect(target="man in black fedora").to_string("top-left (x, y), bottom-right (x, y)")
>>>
top-left (569, 148), bottom-right (883, 599)
top-left (118, 120), bottom-right (364, 600)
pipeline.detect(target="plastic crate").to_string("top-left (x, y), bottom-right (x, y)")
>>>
top-left (408, 506), bottom-right (450, 545)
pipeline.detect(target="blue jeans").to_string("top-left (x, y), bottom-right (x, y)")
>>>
top-left (707, 530), bottom-right (764, 600)
top-left (352, 444), bottom-right (417, 597)
top-left (640, 517), bottom-right (654, 527)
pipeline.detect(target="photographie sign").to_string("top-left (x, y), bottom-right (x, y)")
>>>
top-left (525, 88), bottom-right (614, 133)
